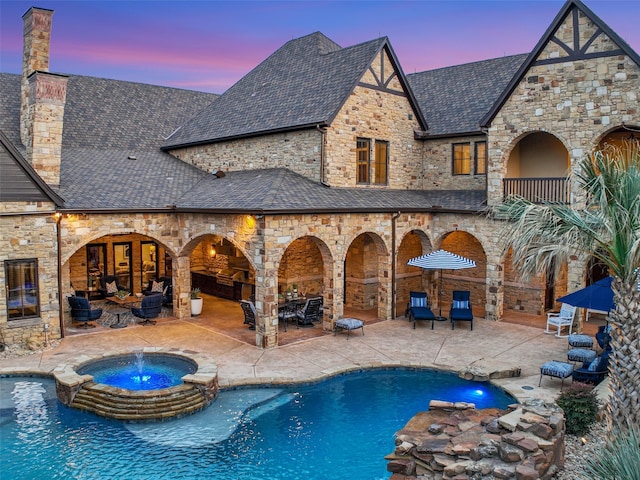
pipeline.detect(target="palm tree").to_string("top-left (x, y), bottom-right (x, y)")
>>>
top-left (493, 140), bottom-right (640, 437)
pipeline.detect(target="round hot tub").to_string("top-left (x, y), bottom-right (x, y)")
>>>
top-left (77, 352), bottom-right (197, 390)
top-left (54, 348), bottom-right (218, 422)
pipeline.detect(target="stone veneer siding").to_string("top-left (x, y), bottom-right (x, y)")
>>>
top-left (324, 51), bottom-right (424, 189)
top-left (25, 71), bottom-right (67, 186)
top-left (422, 136), bottom-right (487, 190)
top-left (169, 129), bottom-right (323, 182)
top-left (486, 11), bottom-right (640, 207)
top-left (0, 203), bottom-right (61, 348)
top-left (20, 7), bottom-right (53, 147)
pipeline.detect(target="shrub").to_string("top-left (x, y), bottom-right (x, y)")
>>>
top-left (583, 422), bottom-right (640, 480)
top-left (556, 382), bottom-right (598, 435)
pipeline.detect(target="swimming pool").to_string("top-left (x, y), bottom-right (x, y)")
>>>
top-left (0, 369), bottom-right (515, 479)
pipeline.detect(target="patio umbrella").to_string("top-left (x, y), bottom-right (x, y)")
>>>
top-left (557, 276), bottom-right (614, 313)
top-left (407, 249), bottom-right (476, 319)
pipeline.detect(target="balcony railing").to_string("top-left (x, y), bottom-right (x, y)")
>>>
top-left (503, 177), bottom-right (569, 204)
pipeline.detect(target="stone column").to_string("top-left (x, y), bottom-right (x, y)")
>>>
top-left (485, 251), bottom-right (504, 321)
top-left (174, 255), bottom-right (191, 320)
top-left (21, 7), bottom-right (53, 146)
top-left (26, 71), bottom-right (67, 186)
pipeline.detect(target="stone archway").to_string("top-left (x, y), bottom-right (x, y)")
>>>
top-left (344, 232), bottom-right (389, 320)
top-left (277, 235), bottom-right (333, 328)
top-left (504, 131), bottom-right (570, 204)
top-left (396, 230), bottom-right (434, 317)
top-left (439, 231), bottom-right (487, 318)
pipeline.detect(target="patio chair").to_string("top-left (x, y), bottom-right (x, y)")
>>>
top-left (296, 297), bottom-right (323, 326)
top-left (572, 350), bottom-right (610, 385)
top-left (99, 275), bottom-right (126, 298)
top-left (450, 290), bottom-right (473, 330)
top-left (278, 302), bottom-right (298, 331)
top-left (407, 291), bottom-right (437, 329)
top-left (131, 293), bottom-right (163, 326)
top-left (142, 276), bottom-right (173, 306)
top-left (240, 300), bottom-right (256, 330)
top-left (68, 296), bottom-right (102, 328)
top-left (596, 324), bottom-right (612, 351)
top-left (545, 303), bottom-right (576, 337)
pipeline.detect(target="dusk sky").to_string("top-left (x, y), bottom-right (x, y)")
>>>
top-left (1, 1), bottom-right (639, 94)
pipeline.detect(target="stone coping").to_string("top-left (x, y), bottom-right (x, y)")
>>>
top-left (3, 358), bottom-right (522, 400)
top-left (51, 347), bottom-right (218, 391)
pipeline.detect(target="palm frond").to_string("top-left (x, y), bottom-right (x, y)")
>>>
top-left (492, 140), bottom-right (640, 283)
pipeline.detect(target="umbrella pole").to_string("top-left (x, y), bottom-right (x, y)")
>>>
top-left (437, 269), bottom-right (445, 320)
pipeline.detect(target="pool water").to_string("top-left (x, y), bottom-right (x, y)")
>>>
top-left (76, 353), bottom-right (197, 390)
top-left (0, 369), bottom-right (515, 479)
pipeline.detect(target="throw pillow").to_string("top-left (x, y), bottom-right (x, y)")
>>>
top-left (453, 300), bottom-right (469, 309)
top-left (587, 357), bottom-right (601, 371)
top-left (106, 281), bottom-right (118, 294)
top-left (411, 297), bottom-right (426, 308)
top-left (151, 280), bottom-right (164, 293)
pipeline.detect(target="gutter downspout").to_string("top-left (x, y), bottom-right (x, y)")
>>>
top-left (55, 212), bottom-right (65, 338)
top-left (391, 211), bottom-right (401, 319)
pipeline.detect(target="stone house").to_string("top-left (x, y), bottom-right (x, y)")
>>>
top-left (1, 0), bottom-right (638, 349)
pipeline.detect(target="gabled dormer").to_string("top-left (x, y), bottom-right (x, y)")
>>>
top-left (481, 0), bottom-right (640, 128)
top-left (323, 40), bottom-right (427, 189)
top-left (481, 0), bottom-right (640, 206)
top-left (163, 33), bottom-right (427, 190)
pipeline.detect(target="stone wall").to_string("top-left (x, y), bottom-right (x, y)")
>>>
top-left (486, 10), bottom-right (640, 206)
top-left (169, 129), bottom-right (323, 182)
top-left (277, 237), bottom-right (324, 296)
top-left (324, 50), bottom-right (424, 189)
top-left (422, 136), bottom-right (487, 190)
top-left (0, 207), bottom-right (61, 349)
top-left (387, 399), bottom-right (565, 480)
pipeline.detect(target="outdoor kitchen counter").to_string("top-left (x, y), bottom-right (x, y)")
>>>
top-left (191, 270), bottom-right (253, 301)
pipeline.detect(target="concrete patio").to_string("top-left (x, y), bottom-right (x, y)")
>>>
top-left (0, 295), bottom-right (610, 405)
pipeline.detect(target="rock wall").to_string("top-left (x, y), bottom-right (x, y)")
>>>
top-left (387, 399), bottom-right (565, 480)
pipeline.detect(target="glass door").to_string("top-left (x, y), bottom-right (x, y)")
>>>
top-left (113, 242), bottom-right (132, 291)
top-left (141, 241), bottom-right (157, 289)
top-left (86, 243), bottom-right (106, 289)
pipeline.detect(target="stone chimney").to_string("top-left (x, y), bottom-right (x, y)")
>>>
top-left (20, 7), bottom-right (67, 187)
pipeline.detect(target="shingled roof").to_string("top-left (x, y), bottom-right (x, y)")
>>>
top-left (407, 54), bottom-right (527, 137)
top-left (162, 32), bottom-right (406, 148)
top-left (0, 73), bottom-right (218, 209)
top-left (175, 168), bottom-right (486, 214)
top-left (1, 23), bottom-right (492, 213)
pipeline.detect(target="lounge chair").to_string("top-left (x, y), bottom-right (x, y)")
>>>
top-left (572, 351), bottom-right (610, 385)
top-left (68, 296), bottom-right (102, 328)
top-left (406, 291), bottom-right (436, 329)
top-left (545, 303), bottom-right (576, 337)
top-left (450, 290), bottom-right (473, 330)
top-left (131, 293), bottom-right (163, 325)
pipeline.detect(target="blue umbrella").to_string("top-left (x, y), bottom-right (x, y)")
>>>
top-left (557, 276), bottom-right (614, 313)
